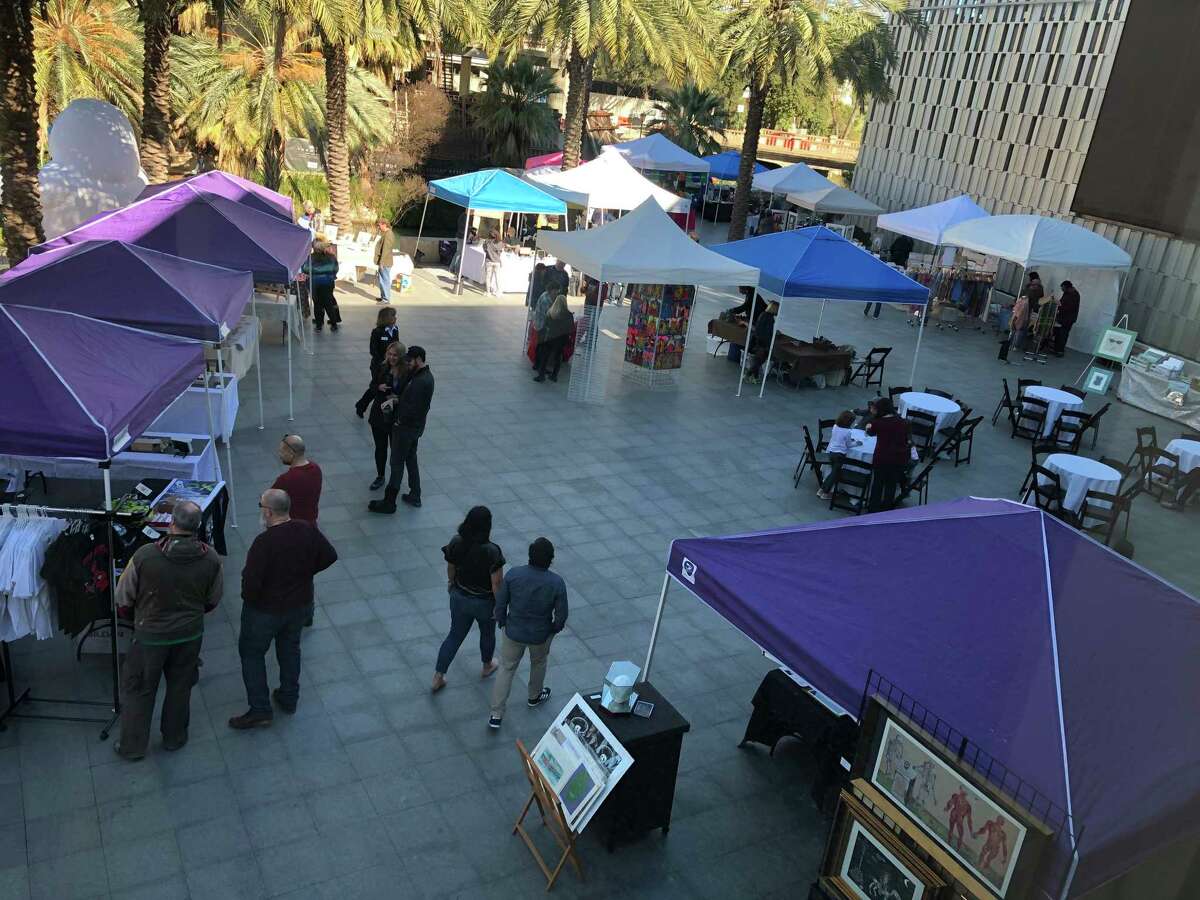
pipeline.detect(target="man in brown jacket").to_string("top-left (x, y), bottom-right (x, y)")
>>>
top-left (114, 501), bottom-right (222, 760)
top-left (373, 217), bottom-right (395, 304)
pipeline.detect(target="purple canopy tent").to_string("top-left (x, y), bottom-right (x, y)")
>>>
top-left (135, 170), bottom-right (295, 222)
top-left (646, 498), bottom-right (1200, 900)
top-left (35, 185), bottom-right (313, 423)
top-left (0, 240), bottom-right (253, 519)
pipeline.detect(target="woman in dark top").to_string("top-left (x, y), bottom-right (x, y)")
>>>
top-left (432, 506), bottom-right (505, 693)
top-left (746, 301), bottom-right (779, 383)
top-left (355, 306), bottom-right (400, 417)
top-left (865, 397), bottom-right (912, 512)
top-left (366, 342), bottom-right (406, 490)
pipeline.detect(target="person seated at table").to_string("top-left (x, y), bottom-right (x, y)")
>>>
top-left (853, 398), bottom-right (881, 428)
top-left (730, 286), bottom-right (767, 323)
top-left (745, 302), bottom-right (779, 384)
top-left (866, 398), bottom-right (912, 512)
top-left (817, 411), bottom-right (857, 501)
top-left (1162, 468), bottom-right (1200, 511)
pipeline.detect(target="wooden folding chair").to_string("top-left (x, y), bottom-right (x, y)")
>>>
top-left (991, 378), bottom-right (1017, 427)
top-left (941, 416), bottom-right (982, 467)
top-left (1058, 384), bottom-right (1087, 400)
top-left (1078, 490), bottom-right (1125, 546)
top-left (513, 740), bottom-right (584, 891)
top-left (849, 347), bottom-right (891, 389)
top-left (1125, 426), bottom-right (1158, 474)
top-left (816, 418), bottom-right (835, 452)
top-left (1050, 410), bottom-right (1090, 453)
top-left (1022, 464), bottom-right (1064, 518)
top-left (888, 385), bottom-right (912, 404)
top-left (1012, 396), bottom-right (1049, 440)
top-left (923, 387), bottom-right (954, 400)
top-left (907, 410), bottom-right (938, 459)
top-left (830, 459), bottom-right (873, 514)
top-left (1081, 402), bottom-right (1109, 450)
top-left (794, 425), bottom-right (829, 488)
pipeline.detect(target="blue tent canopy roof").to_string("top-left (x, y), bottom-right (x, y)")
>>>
top-left (712, 226), bottom-right (930, 304)
top-left (428, 169), bottom-right (566, 215)
top-left (703, 151), bottom-right (767, 181)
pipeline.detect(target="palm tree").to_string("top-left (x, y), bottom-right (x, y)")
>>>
top-left (33, 0), bottom-right (143, 137)
top-left (650, 83), bottom-right (727, 157)
top-left (0, 0), bottom-right (45, 262)
top-left (492, 0), bottom-right (712, 170)
top-left (397, 0), bottom-right (489, 88)
top-left (174, 0), bottom-right (392, 190)
top-left (723, 0), bottom-right (910, 241)
top-left (472, 56), bottom-right (560, 167)
top-left (135, 0), bottom-right (188, 181)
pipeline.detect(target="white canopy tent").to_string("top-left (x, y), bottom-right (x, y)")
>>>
top-left (942, 215), bottom-right (1133, 354)
top-left (604, 135), bottom-right (710, 173)
top-left (752, 161), bottom-right (881, 218)
top-left (528, 151), bottom-right (690, 214)
top-left (536, 199), bottom-right (759, 403)
top-left (876, 195), bottom-right (990, 245)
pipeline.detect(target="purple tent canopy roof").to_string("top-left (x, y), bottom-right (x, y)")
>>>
top-left (34, 185), bottom-right (311, 282)
top-left (135, 170), bottom-right (295, 221)
top-left (664, 497), bottom-right (1200, 897)
top-left (0, 305), bottom-right (204, 460)
top-left (0, 240), bottom-right (252, 341)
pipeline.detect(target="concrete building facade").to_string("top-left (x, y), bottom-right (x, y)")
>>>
top-left (853, 0), bottom-right (1200, 357)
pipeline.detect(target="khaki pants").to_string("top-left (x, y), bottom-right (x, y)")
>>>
top-left (490, 632), bottom-right (552, 718)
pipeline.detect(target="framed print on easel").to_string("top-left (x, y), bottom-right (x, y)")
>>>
top-left (1084, 366), bottom-right (1114, 395)
top-left (1094, 326), bottom-right (1138, 364)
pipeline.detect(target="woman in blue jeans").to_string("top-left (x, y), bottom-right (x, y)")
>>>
top-left (431, 506), bottom-right (505, 692)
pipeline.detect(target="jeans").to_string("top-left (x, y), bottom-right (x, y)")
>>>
top-left (238, 603), bottom-right (310, 714)
top-left (821, 452), bottom-right (845, 492)
top-left (869, 462), bottom-right (906, 512)
top-left (119, 637), bottom-right (202, 755)
top-left (484, 261), bottom-right (501, 296)
top-left (490, 632), bottom-right (553, 718)
top-left (1054, 323), bottom-right (1073, 355)
top-left (386, 427), bottom-right (421, 498)
top-left (378, 265), bottom-right (392, 301)
top-left (371, 423), bottom-right (390, 478)
top-left (435, 588), bottom-right (496, 674)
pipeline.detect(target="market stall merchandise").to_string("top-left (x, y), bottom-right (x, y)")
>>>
top-left (1117, 343), bottom-right (1200, 431)
top-left (460, 244), bottom-right (561, 295)
top-left (644, 497), bottom-right (1200, 900)
top-left (710, 227), bottom-right (929, 395)
top-left (135, 169), bottom-right (295, 221)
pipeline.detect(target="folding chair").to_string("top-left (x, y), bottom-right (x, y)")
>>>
top-left (1019, 441), bottom-right (1059, 498)
top-left (901, 457), bottom-right (936, 505)
top-left (1145, 450), bottom-right (1182, 501)
top-left (888, 385), bottom-right (912, 404)
top-left (1125, 426), bottom-right (1158, 474)
top-left (1012, 396), bottom-right (1049, 440)
top-left (1058, 384), bottom-right (1087, 400)
top-left (907, 410), bottom-right (938, 460)
top-left (1016, 378), bottom-right (1041, 401)
top-left (829, 459), bottom-right (873, 514)
top-left (849, 347), bottom-right (891, 389)
top-left (816, 418), bottom-right (835, 452)
top-left (794, 425), bottom-right (829, 489)
top-left (924, 388), bottom-right (954, 400)
top-left (939, 407), bottom-right (970, 442)
top-left (1022, 464), bottom-right (1064, 517)
top-left (1050, 410), bottom-right (1090, 454)
top-left (1080, 402), bottom-right (1109, 450)
top-left (991, 378), bottom-right (1017, 427)
top-left (940, 416), bottom-right (982, 467)
top-left (1078, 490), bottom-right (1124, 546)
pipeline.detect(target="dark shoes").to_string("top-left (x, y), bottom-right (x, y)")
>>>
top-left (113, 742), bottom-right (145, 761)
top-left (528, 687), bottom-right (552, 708)
top-left (228, 711), bottom-right (273, 730)
top-left (401, 493), bottom-right (421, 508)
top-left (549, 374), bottom-right (558, 382)
top-left (272, 689), bottom-right (297, 715)
top-left (162, 732), bottom-right (188, 752)
top-left (368, 487), bottom-right (398, 514)
top-left (534, 374), bottom-right (546, 383)
top-left (330, 323), bottom-right (339, 332)
top-left (369, 476), bottom-right (385, 490)
top-left (488, 716), bottom-right (502, 730)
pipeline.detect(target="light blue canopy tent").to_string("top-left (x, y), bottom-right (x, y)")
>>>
top-left (712, 226), bottom-right (930, 395)
top-left (703, 150), bottom-right (767, 182)
top-left (413, 169), bottom-right (568, 292)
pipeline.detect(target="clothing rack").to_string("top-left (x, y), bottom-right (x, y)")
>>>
top-left (0, 500), bottom-right (121, 739)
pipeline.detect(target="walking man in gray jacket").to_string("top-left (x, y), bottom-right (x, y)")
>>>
top-left (489, 537), bottom-right (568, 728)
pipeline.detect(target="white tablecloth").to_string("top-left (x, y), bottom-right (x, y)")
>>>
top-left (461, 245), bottom-right (541, 294)
top-left (845, 429), bottom-right (876, 463)
top-left (253, 294), bottom-right (302, 340)
top-left (0, 432), bottom-right (218, 489)
top-left (1162, 439), bottom-right (1200, 474)
top-left (150, 374), bottom-right (239, 443)
top-left (1024, 386), bottom-right (1085, 438)
top-left (1041, 453), bottom-right (1121, 514)
top-left (209, 316), bottom-right (261, 381)
top-left (897, 392), bottom-right (962, 433)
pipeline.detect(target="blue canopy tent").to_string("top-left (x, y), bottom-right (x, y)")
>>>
top-left (703, 150), bottom-right (767, 181)
top-left (644, 498), bottom-right (1200, 900)
top-left (412, 169), bottom-right (568, 293)
top-left (712, 226), bottom-right (931, 395)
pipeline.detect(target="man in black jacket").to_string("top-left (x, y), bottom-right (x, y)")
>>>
top-left (114, 501), bottom-right (222, 760)
top-left (369, 345), bottom-right (435, 513)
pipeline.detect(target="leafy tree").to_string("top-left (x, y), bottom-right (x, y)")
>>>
top-left (133, 0), bottom-right (188, 181)
top-left (650, 83), bottom-right (727, 157)
top-left (0, 0), bottom-right (45, 261)
top-left (472, 56), bottom-right (560, 167)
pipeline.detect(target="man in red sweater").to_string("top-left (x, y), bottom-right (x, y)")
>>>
top-left (272, 434), bottom-right (322, 524)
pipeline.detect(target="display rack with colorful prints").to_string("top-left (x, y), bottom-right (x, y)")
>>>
top-left (624, 283), bottom-right (696, 372)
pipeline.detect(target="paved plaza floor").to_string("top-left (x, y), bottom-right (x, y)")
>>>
top-left (1, 263), bottom-right (1195, 899)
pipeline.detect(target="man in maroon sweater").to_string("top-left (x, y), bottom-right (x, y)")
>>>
top-left (272, 434), bottom-right (322, 524)
top-left (229, 489), bottom-right (337, 729)
top-left (866, 397), bottom-right (913, 512)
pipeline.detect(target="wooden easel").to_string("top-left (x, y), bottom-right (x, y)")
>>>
top-left (513, 740), bottom-right (584, 891)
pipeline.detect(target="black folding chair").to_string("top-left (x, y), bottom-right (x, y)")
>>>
top-left (900, 457), bottom-right (936, 505)
top-left (940, 416), bottom-right (982, 467)
top-left (1145, 450), bottom-right (1182, 501)
top-left (888, 385), bottom-right (913, 404)
top-left (1019, 441), bottom-right (1060, 498)
top-left (1078, 490), bottom-right (1124, 546)
top-left (907, 410), bottom-right (938, 459)
top-left (1050, 410), bottom-right (1090, 454)
top-left (1058, 384), bottom-right (1087, 400)
top-left (829, 459), bottom-right (873, 514)
top-left (1125, 426), bottom-right (1158, 474)
top-left (1080, 402), bottom-right (1109, 450)
top-left (816, 418), bottom-right (835, 452)
top-left (794, 425), bottom-right (829, 489)
top-left (1016, 378), bottom-right (1041, 401)
top-left (924, 387), bottom-right (954, 400)
top-left (1022, 464), bottom-right (1064, 517)
top-left (1012, 396), bottom-right (1049, 440)
top-left (991, 378), bottom-right (1017, 427)
top-left (849, 347), bottom-right (891, 389)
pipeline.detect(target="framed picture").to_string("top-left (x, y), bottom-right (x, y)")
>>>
top-left (1084, 366), bottom-right (1114, 395)
top-left (1094, 326), bottom-right (1138, 364)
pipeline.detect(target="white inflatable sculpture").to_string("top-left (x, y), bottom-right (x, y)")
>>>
top-left (38, 99), bottom-right (148, 239)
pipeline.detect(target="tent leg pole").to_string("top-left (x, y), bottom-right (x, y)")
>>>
top-left (102, 464), bottom-right (120, 734)
top-left (414, 194), bottom-right (429, 261)
top-left (759, 322), bottom-right (779, 399)
top-left (641, 574), bottom-right (672, 682)
top-left (737, 297), bottom-right (757, 398)
top-left (816, 299), bottom-right (826, 338)
top-left (251, 295), bottom-right (265, 430)
top-left (456, 207), bottom-right (470, 295)
top-left (910, 308), bottom-right (927, 384)
top-left (287, 305), bottom-right (294, 422)
top-left (214, 350), bottom-right (237, 528)
top-left (202, 369), bottom-right (237, 526)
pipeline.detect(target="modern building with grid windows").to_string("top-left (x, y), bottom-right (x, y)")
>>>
top-left (853, 0), bottom-right (1200, 357)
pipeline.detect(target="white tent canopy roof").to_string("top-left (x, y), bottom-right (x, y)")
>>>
top-left (876, 195), bottom-right (990, 245)
top-left (941, 214), bottom-right (1132, 269)
top-left (784, 185), bottom-right (883, 216)
top-left (536, 199), bottom-right (759, 286)
top-left (526, 151), bottom-right (690, 213)
top-left (752, 162), bottom-right (836, 195)
top-left (603, 134), bottom-right (710, 173)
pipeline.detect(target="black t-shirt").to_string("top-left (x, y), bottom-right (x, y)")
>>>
top-left (442, 535), bottom-right (505, 597)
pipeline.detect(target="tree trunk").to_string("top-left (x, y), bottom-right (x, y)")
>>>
top-left (561, 44), bottom-right (593, 170)
top-left (262, 129), bottom-right (284, 191)
top-left (0, 0), bottom-right (45, 262)
top-left (141, 1), bottom-right (175, 182)
top-left (324, 39), bottom-right (351, 228)
top-left (728, 78), bottom-right (767, 242)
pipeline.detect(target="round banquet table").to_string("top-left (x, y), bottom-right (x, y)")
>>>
top-left (1040, 453), bottom-right (1121, 514)
top-left (1023, 386), bottom-right (1085, 438)
top-left (845, 429), bottom-right (876, 463)
top-left (1161, 438), bottom-right (1200, 474)
top-left (897, 392), bottom-right (962, 434)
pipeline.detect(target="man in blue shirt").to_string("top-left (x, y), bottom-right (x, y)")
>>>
top-left (489, 537), bottom-right (568, 728)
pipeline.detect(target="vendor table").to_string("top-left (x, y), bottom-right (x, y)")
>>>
top-left (1117, 345), bottom-right (1200, 432)
top-left (739, 669), bottom-right (859, 813)
top-left (1161, 438), bottom-right (1200, 474)
top-left (0, 432), bottom-right (218, 489)
top-left (461, 244), bottom-right (543, 294)
top-left (707, 319), bottom-right (853, 380)
top-left (1024, 385), bottom-right (1085, 438)
top-left (253, 294), bottom-right (303, 341)
top-left (583, 682), bottom-right (690, 851)
top-left (209, 316), bottom-right (261, 381)
top-left (897, 391), bottom-right (962, 433)
top-left (1041, 453), bottom-right (1121, 514)
top-left (150, 373), bottom-right (239, 443)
